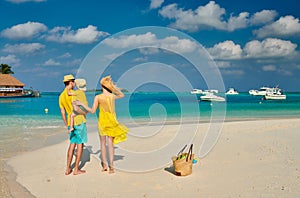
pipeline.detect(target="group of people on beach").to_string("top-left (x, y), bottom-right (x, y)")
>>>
top-left (58, 74), bottom-right (128, 175)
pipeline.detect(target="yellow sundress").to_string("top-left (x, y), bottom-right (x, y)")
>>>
top-left (98, 95), bottom-right (128, 144)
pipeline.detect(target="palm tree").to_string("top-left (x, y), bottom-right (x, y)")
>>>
top-left (0, 64), bottom-right (14, 74)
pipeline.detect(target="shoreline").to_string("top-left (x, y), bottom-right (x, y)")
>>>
top-left (2, 117), bottom-right (300, 197)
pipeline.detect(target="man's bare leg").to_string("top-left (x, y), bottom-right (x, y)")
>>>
top-left (65, 143), bottom-right (75, 175)
top-left (73, 143), bottom-right (86, 175)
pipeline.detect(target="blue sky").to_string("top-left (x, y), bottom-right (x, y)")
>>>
top-left (1, 0), bottom-right (300, 92)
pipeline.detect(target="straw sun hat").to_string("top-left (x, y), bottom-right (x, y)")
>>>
top-left (100, 75), bottom-right (116, 92)
top-left (63, 74), bottom-right (75, 82)
top-left (75, 79), bottom-right (87, 91)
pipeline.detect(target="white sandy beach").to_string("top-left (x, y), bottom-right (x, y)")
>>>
top-left (5, 118), bottom-right (300, 197)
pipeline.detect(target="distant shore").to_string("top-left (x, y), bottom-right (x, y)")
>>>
top-left (2, 117), bottom-right (300, 197)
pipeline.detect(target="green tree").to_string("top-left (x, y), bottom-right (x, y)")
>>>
top-left (0, 64), bottom-right (14, 74)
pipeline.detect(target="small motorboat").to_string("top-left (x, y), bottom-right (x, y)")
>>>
top-left (264, 87), bottom-right (286, 100)
top-left (225, 88), bottom-right (239, 95)
top-left (190, 89), bottom-right (203, 94)
top-left (200, 93), bottom-right (225, 102)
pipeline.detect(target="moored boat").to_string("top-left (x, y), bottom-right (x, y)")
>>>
top-left (190, 89), bottom-right (203, 94)
top-left (225, 88), bottom-right (239, 95)
top-left (249, 86), bottom-right (271, 96)
top-left (200, 93), bottom-right (225, 102)
top-left (264, 87), bottom-right (286, 100)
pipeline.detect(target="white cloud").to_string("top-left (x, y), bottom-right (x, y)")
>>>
top-left (103, 32), bottom-right (156, 48)
top-left (103, 32), bottom-right (198, 53)
top-left (208, 40), bottom-right (242, 60)
top-left (159, 2), bottom-right (227, 31)
top-left (250, 10), bottom-right (278, 25)
top-left (139, 48), bottom-right (160, 55)
top-left (215, 61), bottom-right (232, 68)
top-left (227, 12), bottom-right (250, 31)
top-left (244, 38), bottom-right (297, 58)
top-left (6, 0), bottom-right (46, 3)
top-left (262, 64), bottom-right (276, 71)
top-left (261, 64), bottom-right (292, 75)
top-left (254, 15), bottom-right (300, 38)
top-left (1, 21), bottom-right (47, 39)
top-left (159, 1), bottom-right (277, 32)
top-left (45, 25), bottom-right (109, 44)
top-left (66, 58), bottom-right (82, 67)
top-left (43, 58), bottom-right (61, 66)
top-left (208, 38), bottom-right (297, 60)
top-left (58, 52), bottom-right (72, 59)
top-left (3, 43), bottom-right (45, 54)
top-left (133, 57), bottom-right (148, 62)
top-left (149, 0), bottom-right (164, 9)
top-left (221, 69), bottom-right (244, 75)
top-left (104, 53), bottom-right (123, 61)
top-left (0, 55), bottom-right (20, 66)
top-left (278, 68), bottom-right (293, 76)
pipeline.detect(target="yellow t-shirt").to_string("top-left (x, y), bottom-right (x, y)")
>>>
top-left (73, 90), bottom-right (88, 106)
top-left (59, 88), bottom-right (86, 126)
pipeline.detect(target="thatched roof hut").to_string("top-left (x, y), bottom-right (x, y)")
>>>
top-left (0, 74), bottom-right (25, 96)
top-left (0, 74), bottom-right (25, 87)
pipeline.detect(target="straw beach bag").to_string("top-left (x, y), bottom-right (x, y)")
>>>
top-left (172, 144), bottom-right (194, 176)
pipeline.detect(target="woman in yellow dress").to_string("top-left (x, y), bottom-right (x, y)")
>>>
top-left (77, 76), bottom-right (128, 173)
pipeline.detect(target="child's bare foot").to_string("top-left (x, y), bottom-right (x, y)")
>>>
top-left (73, 169), bottom-right (86, 175)
top-left (65, 169), bottom-right (72, 175)
top-left (68, 127), bottom-right (74, 133)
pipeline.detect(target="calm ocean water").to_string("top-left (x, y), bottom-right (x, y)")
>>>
top-left (0, 91), bottom-right (299, 160)
top-left (0, 91), bottom-right (300, 128)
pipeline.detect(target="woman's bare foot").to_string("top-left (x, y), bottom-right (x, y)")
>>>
top-left (65, 169), bottom-right (72, 175)
top-left (73, 169), bottom-right (86, 175)
top-left (109, 166), bottom-right (114, 174)
top-left (101, 162), bottom-right (108, 172)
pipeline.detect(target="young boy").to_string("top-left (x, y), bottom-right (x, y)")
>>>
top-left (68, 78), bottom-right (89, 133)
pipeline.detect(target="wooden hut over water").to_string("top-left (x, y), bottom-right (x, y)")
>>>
top-left (0, 74), bottom-right (39, 97)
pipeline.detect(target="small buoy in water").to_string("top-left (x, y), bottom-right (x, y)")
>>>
top-left (210, 103), bottom-right (213, 106)
top-left (259, 102), bottom-right (262, 104)
top-left (45, 108), bottom-right (49, 113)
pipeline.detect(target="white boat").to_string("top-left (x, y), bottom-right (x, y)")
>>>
top-left (200, 93), bottom-right (225, 102)
top-left (264, 88), bottom-right (286, 100)
top-left (249, 86), bottom-right (271, 96)
top-left (225, 88), bottom-right (239, 95)
top-left (202, 89), bottom-right (219, 94)
top-left (190, 89), bottom-right (203, 94)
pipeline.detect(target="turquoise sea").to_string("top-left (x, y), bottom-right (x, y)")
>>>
top-left (1, 91), bottom-right (300, 128)
top-left (0, 91), bottom-right (300, 160)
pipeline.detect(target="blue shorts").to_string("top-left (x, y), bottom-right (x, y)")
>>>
top-left (69, 123), bottom-right (87, 144)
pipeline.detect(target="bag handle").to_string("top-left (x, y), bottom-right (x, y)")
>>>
top-left (177, 144), bottom-right (187, 157)
top-left (186, 144), bottom-right (193, 162)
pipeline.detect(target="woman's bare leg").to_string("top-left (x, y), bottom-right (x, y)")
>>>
top-left (107, 136), bottom-right (115, 173)
top-left (100, 136), bottom-right (108, 171)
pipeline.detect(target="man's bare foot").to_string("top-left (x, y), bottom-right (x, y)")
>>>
top-left (65, 169), bottom-right (72, 175)
top-left (73, 169), bottom-right (86, 175)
